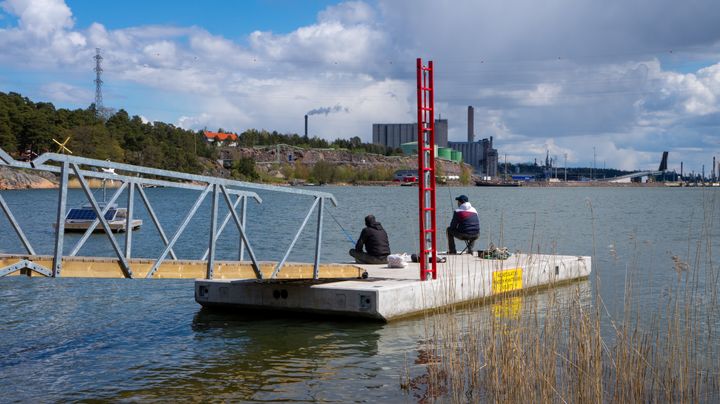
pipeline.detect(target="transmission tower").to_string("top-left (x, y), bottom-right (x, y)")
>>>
top-left (94, 48), bottom-right (104, 117)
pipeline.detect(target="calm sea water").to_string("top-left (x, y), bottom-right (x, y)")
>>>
top-left (1, 186), bottom-right (718, 401)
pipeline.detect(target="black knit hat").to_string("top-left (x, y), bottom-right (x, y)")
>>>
top-left (455, 195), bottom-right (469, 203)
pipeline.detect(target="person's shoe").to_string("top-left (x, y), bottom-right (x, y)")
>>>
top-left (467, 249), bottom-right (473, 255)
top-left (448, 250), bottom-right (458, 255)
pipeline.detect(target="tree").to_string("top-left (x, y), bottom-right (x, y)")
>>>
top-left (460, 162), bottom-right (472, 185)
top-left (232, 157), bottom-right (259, 181)
top-left (312, 160), bottom-right (336, 184)
top-left (0, 113), bottom-right (16, 151)
top-left (69, 125), bottom-right (124, 161)
top-left (291, 161), bottom-right (309, 180)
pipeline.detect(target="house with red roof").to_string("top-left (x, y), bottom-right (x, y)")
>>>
top-left (203, 130), bottom-right (238, 147)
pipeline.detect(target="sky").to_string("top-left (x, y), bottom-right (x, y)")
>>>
top-left (1, 0), bottom-right (720, 173)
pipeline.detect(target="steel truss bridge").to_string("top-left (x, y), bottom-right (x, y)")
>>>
top-left (0, 147), bottom-right (363, 280)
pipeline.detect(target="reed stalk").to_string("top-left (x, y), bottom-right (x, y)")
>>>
top-left (403, 191), bottom-right (720, 402)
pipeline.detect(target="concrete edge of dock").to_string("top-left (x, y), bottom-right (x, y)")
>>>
top-left (194, 253), bottom-right (592, 322)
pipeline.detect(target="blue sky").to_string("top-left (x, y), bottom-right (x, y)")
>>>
top-left (64, 0), bottom-right (338, 37)
top-left (1, 0), bottom-right (720, 173)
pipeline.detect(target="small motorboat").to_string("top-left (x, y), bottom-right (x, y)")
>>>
top-left (62, 203), bottom-right (142, 233)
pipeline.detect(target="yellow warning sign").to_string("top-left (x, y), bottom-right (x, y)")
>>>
top-left (492, 268), bottom-right (523, 294)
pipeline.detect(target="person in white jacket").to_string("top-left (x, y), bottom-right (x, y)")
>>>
top-left (446, 195), bottom-right (480, 254)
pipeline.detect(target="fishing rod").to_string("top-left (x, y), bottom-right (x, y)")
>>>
top-left (327, 209), bottom-right (356, 245)
top-left (446, 181), bottom-right (455, 213)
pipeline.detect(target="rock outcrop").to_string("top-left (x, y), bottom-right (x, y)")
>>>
top-left (217, 145), bottom-right (469, 177)
top-left (0, 167), bottom-right (57, 190)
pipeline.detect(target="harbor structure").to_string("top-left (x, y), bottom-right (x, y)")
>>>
top-left (0, 145), bottom-right (591, 322)
top-left (372, 119), bottom-right (448, 149)
top-left (195, 253), bottom-right (591, 321)
top-left (0, 56), bottom-right (592, 324)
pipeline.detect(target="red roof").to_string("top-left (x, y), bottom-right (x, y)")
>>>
top-left (204, 131), bottom-right (238, 141)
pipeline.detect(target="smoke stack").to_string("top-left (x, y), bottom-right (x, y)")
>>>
top-left (681, 161), bottom-right (683, 178)
top-left (714, 156), bottom-right (716, 181)
top-left (467, 106), bottom-right (474, 142)
top-left (304, 114), bottom-right (308, 137)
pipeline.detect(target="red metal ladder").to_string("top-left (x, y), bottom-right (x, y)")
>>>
top-left (416, 58), bottom-right (437, 281)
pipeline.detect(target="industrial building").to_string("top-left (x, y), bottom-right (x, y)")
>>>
top-left (372, 119), bottom-right (448, 149)
top-left (447, 106), bottom-right (498, 177)
top-left (448, 138), bottom-right (498, 177)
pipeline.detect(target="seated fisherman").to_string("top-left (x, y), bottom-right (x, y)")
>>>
top-left (349, 215), bottom-right (391, 264)
top-left (446, 195), bottom-right (480, 254)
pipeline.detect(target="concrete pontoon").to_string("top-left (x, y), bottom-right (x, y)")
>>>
top-left (195, 252), bottom-right (591, 322)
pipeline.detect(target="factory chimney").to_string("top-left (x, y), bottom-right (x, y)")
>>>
top-left (681, 161), bottom-right (683, 178)
top-left (714, 156), bottom-right (717, 181)
top-left (467, 106), bottom-right (474, 142)
top-left (304, 114), bottom-right (308, 137)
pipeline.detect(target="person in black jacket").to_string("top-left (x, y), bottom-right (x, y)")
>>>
top-left (349, 215), bottom-right (391, 264)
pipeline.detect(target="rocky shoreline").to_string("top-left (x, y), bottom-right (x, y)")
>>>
top-left (0, 167), bottom-right (57, 190)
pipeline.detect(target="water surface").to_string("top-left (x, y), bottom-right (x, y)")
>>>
top-left (1, 186), bottom-right (718, 401)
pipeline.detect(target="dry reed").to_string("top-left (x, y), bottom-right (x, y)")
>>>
top-left (404, 192), bottom-right (720, 403)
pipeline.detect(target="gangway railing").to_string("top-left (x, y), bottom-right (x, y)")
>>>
top-left (0, 147), bottom-right (337, 280)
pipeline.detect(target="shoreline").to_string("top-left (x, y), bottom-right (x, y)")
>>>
top-left (1, 166), bottom-right (711, 190)
top-left (2, 179), bottom-right (710, 190)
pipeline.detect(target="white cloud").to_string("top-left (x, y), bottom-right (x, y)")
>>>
top-left (1, 0), bottom-right (720, 173)
top-left (319, 1), bottom-right (375, 24)
top-left (1, 0), bottom-right (73, 37)
top-left (40, 81), bottom-right (91, 104)
top-left (477, 83), bottom-right (563, 107)
top-left (248, 21), bottom-right (385, 70)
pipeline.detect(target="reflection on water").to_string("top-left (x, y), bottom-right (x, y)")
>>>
top-left (112, 311), bottom-right (387, 402)
top-left (1, 187), bottom-right (718, 401)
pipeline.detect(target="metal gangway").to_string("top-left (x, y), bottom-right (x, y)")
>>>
top-left (0, 147), bottom-right (362, 280)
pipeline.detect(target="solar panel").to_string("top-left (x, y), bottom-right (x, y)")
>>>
top-left (66, 208), bottom-right (117, 221)
top-left (66, 209), bottom-right (95, 220)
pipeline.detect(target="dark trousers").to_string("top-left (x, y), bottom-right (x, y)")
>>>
top-left (446, 228), bottom-right (478, 254)
top-left (349, 249), bottom-right (388, 264)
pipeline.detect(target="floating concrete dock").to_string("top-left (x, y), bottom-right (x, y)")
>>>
top-left (195, 252), bottom-right (591, 321)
